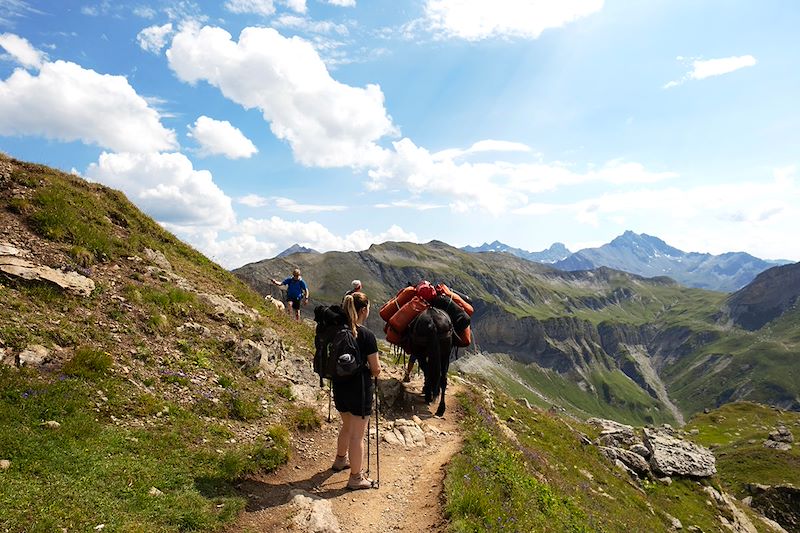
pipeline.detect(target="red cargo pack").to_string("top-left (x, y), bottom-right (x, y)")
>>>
top-left (454, 325), bottom-right (471, 348)
top-left (388, 295), bottom-right (429, 333)
top-left (435, 283), bottom-right (474, 316)
top-left (379, 286), bottom-right (416, 322)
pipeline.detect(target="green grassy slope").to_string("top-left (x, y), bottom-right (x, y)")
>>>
top-left (0, 154), bottom-right (315, 531)
top-left (445, 385), bottom-right (764, 533)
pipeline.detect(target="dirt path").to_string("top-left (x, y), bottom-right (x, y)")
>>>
top-left (229, 366), bottom-right (464, 532)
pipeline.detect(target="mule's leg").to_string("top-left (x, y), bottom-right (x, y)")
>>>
top-left (435, 352), bottom-right (450, 417)
top-left (435, 371), bottom-right (447, 416)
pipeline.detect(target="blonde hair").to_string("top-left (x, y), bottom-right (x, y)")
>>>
top-left (292, 268), bottom-right (301, 277)
top-left (342, 292), bottom-right (369, 336)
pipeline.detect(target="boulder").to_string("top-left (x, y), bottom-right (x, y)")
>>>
top-left (0, 459), bottom-right (10, 470)
top-left (599, 446), bottom-right (651, 477)
top-left (18, 344), bottom-right (49, 367)
top-left (0, 256), bottom-right (94, 297)
top-left (644, 428), bottom-right (716, 477)
top-left (768, 426), bottom-right (794, 443)
top-left (143, 248), bottom-right (172, 272)
top-left (290, 489), bottom-right (341, 533)
top-left (589, 417), bottom-right (639, 448)
top-left (200, 292), bottom-right (258, 320)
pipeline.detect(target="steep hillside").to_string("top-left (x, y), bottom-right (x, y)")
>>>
top-left (723, 262), bottom-right (800, 330)
top-left (0, 154), bottom-right (317, 531)
top-left (554, 230), bottom-right (787, 292)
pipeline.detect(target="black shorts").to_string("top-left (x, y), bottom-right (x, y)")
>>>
top-left (333, 373), bottom-right (373, 417)
top-left (287, 297), bottom-right (302, 310)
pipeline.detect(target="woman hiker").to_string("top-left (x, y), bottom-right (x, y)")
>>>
top-left (331, 291), bottom-right (381, 490)
top-left (270, 268), bottom-right (308, 321)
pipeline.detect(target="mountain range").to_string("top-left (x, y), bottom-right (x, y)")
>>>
top-left (235, 239), bottom-right (800, 422)
top-left (275, 243), bottom-right (319, 258)
top-left (463, 231), bottom-right (792, 292)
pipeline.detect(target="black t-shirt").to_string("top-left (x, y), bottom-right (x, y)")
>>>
top-left (356, 325), bottom-right (378, 364)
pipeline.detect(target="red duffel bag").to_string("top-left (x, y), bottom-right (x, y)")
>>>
top-left (379, 286), bottom-right (416, 322)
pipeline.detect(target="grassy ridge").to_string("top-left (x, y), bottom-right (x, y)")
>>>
top-left (445, 386), bottom-right (777, 533)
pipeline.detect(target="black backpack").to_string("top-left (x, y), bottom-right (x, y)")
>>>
top-left (329, 326), bottom-right (363, 380)
top-left (313, 305), bottom-right (364, 384)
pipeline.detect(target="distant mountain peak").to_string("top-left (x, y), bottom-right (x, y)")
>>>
top-left (461, 240), bottom-right (571, 264)
top-left (275, 244), bottom-right (320, 258)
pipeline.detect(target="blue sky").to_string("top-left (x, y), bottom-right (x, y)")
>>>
top-left (1, 0), bottom-right (799, 268)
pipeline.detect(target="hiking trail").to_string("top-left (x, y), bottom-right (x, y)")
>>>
top-left (227, 364), bottom-right (464, 533)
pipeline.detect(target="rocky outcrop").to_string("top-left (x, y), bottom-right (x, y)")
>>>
top-left (747, 484), bottom-right (799, 532)
top-left (644, 428), bottom-right (716, 477)
top-left (0, 254), bottom-right (95, 296)
top-left (764, 426), bottom-right (794, 451)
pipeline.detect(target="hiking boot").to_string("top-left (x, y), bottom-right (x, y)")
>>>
top-left (347, 472), bottom-right (374, 490)
top-left (331, 455), bottom-right (350, 472)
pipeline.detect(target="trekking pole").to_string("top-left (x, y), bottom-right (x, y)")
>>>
top-left (327, 379), bottom-right (332, 423)
top-left (374, 376), bottom-right (380, 489)
top-left (366, 409), bottom-right (371, 477)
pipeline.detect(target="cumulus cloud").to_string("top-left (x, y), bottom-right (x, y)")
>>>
top-left (0, 32), bottom-right (45, 68)
top-left (367, 138), bottom-right (675, 214)
top-left (167, 25), bottom-right (396, 168)
top-left (187, 115), bottom-right (258, 159)
top-left (86, 151), bottom-right (236, 229)
top-left (238, 194), bottom-right (270, 207)
top-left (184, 219), bottom-right (418, 268)
top-left (424, 0), bottom-right (604, 41)
top-left (664, 55), bottom-right (757, 89)
top-left (137, 23), bottom-right (174, 54)
top-left (0, 58), bottom-right (177, 152)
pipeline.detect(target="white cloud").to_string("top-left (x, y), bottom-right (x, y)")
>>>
top-left (167, 25), bottom-right (396, 168)
top-left (283, 0), bottom-right (307, 14)
top-left (137, 23), bottom-right (174, 54)
top-left (224, 0), bottom-right (276, 16)
top-left (368, 138), bottom-right (676, 214)
top-left (424, 0), bottom-right (604, 41)
top-left (182, 218), bottom-right (417, 268)
top-left (432, 139), bottom-right (531, 161)
top-left (374, 200), bottom-right (444, 211)
top-left (238, 194), bottom-right (270, 207)
top-left (133, 6), bottom-right (156, 19)
top-left (0, 32), bottom-right (45, 68)
top-left (187, 115), bottom-right (258, 159)
top-left (324, 0), bottom-right (355, 6)
top-left (274, 197), bottom-right (347, 213)
top-left (690, 55), bottom-right (757, 80)
top-left (236, 194), bottom-right (346, 212)
top-left (86, 151), bottom-right (236, 230)
top-left (272, 15), bottom-right (349, 35)
top-left (0, 1), bottom-right (42, 28)
top-left (0, 59), bottom-right (177, 152)
top-left (664, 55), bottom-right (757, 89)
